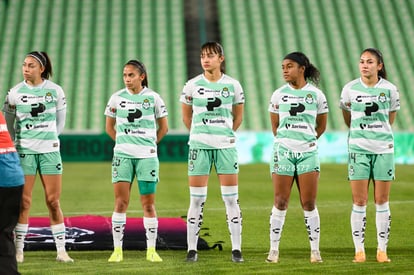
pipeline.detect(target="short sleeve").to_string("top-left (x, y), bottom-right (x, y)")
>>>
top-left (180, 81), bottom-right (194, 105)
top-left (233, 81), bottom-right (245, 105)
top-left (154, 94), bottom-right (168, 118)
top-left (104, 95), bottom-right (117, 118)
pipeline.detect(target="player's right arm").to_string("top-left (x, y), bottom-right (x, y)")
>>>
top-left (181, 103), bottom-right (193, 131)
top-left (2, 92), bottom-right (17, 139)
top-left (341, 109), bottom-right (351, 128)
top-left (339, 84), bottom-right (352, 128)
top-left (270, 112), bottom-right (279, 137)
top-left (268, 90), bottom-right (280, 137)
top-left (105, 116), bottom-right (116, 141)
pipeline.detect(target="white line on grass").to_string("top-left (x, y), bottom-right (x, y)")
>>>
top-left (31, 200), bottom-right (414, 216)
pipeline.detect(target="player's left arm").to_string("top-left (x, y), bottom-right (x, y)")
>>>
top-left (315, 91), bottom-right (329, 138)
top-left (232, 103), bottom-right (244, 131)
top-left (156, 116), bottom-right (168, 143)
top-left (56, 108), bottom-right (66, 135)
top-left (315, 112), bottom-right (328, 139)
top-left (389, 111), bottom-right (397, 125)
top-left (389, 86), bottom-right (400, 126)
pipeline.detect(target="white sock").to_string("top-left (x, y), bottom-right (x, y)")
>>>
top-left (51, 223), bottom-right (66, 253)
top-left (14, 223), bottom-right (28, 253)
top-left (269, 206), bottom-right (286, 251)
top-left (376, 202), bottom-right (391, 252)
top-left (187, 186), bottom-right (207, 251)
top-left (351, 204), bottom-right (367, 253)
top-left (112, 212), bottom-right (126, 249)
top-left (304, 208), bottom-right (320, 251)
top-left (221, 185), bottom-right (242, 251)
top-left (144, 217), bottom-right (158, 249)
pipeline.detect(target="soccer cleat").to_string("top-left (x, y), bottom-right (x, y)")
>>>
top-left (16, 251), bottom-right (24, 263)
top-left (353, 251), bottom-right (366, 263)
top-left (310, 250), bottom-right (323, 263)
top-left (146, 247), bottom-right (162, 262)
top-left (108, 247), bottom-right (123, 262)
top-left (265, 250), bottom-right (279, 263)
top-left (56, 251), bottom-right (74, 263)
top-left (186, 250), bottom-right (198, 262)
top-left (231, 250), bottom-right (244, 263)
top-left (376, 250), bottom-right (391, 263)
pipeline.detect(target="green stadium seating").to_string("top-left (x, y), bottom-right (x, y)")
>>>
top-left (217, 0), bottom-right (414, 132)
top-left (0, 0), bottom-right (413, 132)
top-left (0, 0), bottom-right (187, 132)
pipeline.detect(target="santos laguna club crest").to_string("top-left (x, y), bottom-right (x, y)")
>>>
top-left (221, 87), bottom-right (230, 98)
top-left (45, 92), bottom-right (53, 103)
top-left (142, 98), bottom-right (151, 109)
top-left (305, 94), bottom-right (314, 104)
top-left (378, 92), bottom-right (387, 103)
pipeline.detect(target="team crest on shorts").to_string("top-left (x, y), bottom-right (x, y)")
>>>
top-left (189, 161), bottom-right (194, 171)
top-left (112, 168), bottom-right (118, 178)
top-left (349, 165), bottom-right (355, 176)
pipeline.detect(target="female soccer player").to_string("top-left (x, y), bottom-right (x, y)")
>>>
top-left (0, 111), bottom-right (24, 275)
top-left (105, 59), bottom-right (168, 263)
top-left (266, 52), bottom-right (328, 263)
top-left (3, 51), bottom-right (73, 263)
top-left (180, 41), bottom-right (245, 263)
top-left (340, 48), bottom-right (400, 263)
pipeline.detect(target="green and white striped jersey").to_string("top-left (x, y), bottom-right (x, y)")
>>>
top-left (180, 74), bottom-right (245, 149)
top-left (3, 80), bottom-right (66, 154)
top-left (268, 83), bottom-right (329, 152)
top-left (104, 87), bottom-right (168, 158)
top-left (340, 77), bottom-right (400, 154)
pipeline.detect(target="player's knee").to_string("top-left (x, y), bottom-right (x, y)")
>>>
top-left (142, 204), bottom-right (156, 216)
top-left (45, 196), bottom-right (60, 210)
top-left (301, 201), bottom-right (316, 211)
top-left (274, 196), bottom-right (289, 210)
top-left (115, 198), bottom-right (129, 212)
top-left (375, 197), bottom-right (389, 205)
top-left (20, 196), bottom-right (32, 210)
top-left (353, 198), bottom-right (368, 206)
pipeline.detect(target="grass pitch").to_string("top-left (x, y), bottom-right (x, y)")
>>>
top-left (18, 163), bottom-right (414, 274)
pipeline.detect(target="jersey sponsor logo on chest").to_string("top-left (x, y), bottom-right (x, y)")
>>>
top-left (281, 94), bottom-right (314, 104)
top-left (119, 99), bottom-right (152, 109)
top-left (355, 94), bottom-right (387, 103)
top-left (197, 87), bottom-right (230, 98)
top-left (20, 94), bottom-right (52, 103)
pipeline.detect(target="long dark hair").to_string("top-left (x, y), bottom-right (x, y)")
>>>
top-left (125, 60), bottom-right (148, 87)
top-left (201, 41), bottom-right (225, 73)
top-left (26, 51), bottom-right (53, 79)
top-left (361, 48), bottom-right (387, 79)
top-left (283, 52), bottom-right (320, 86)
